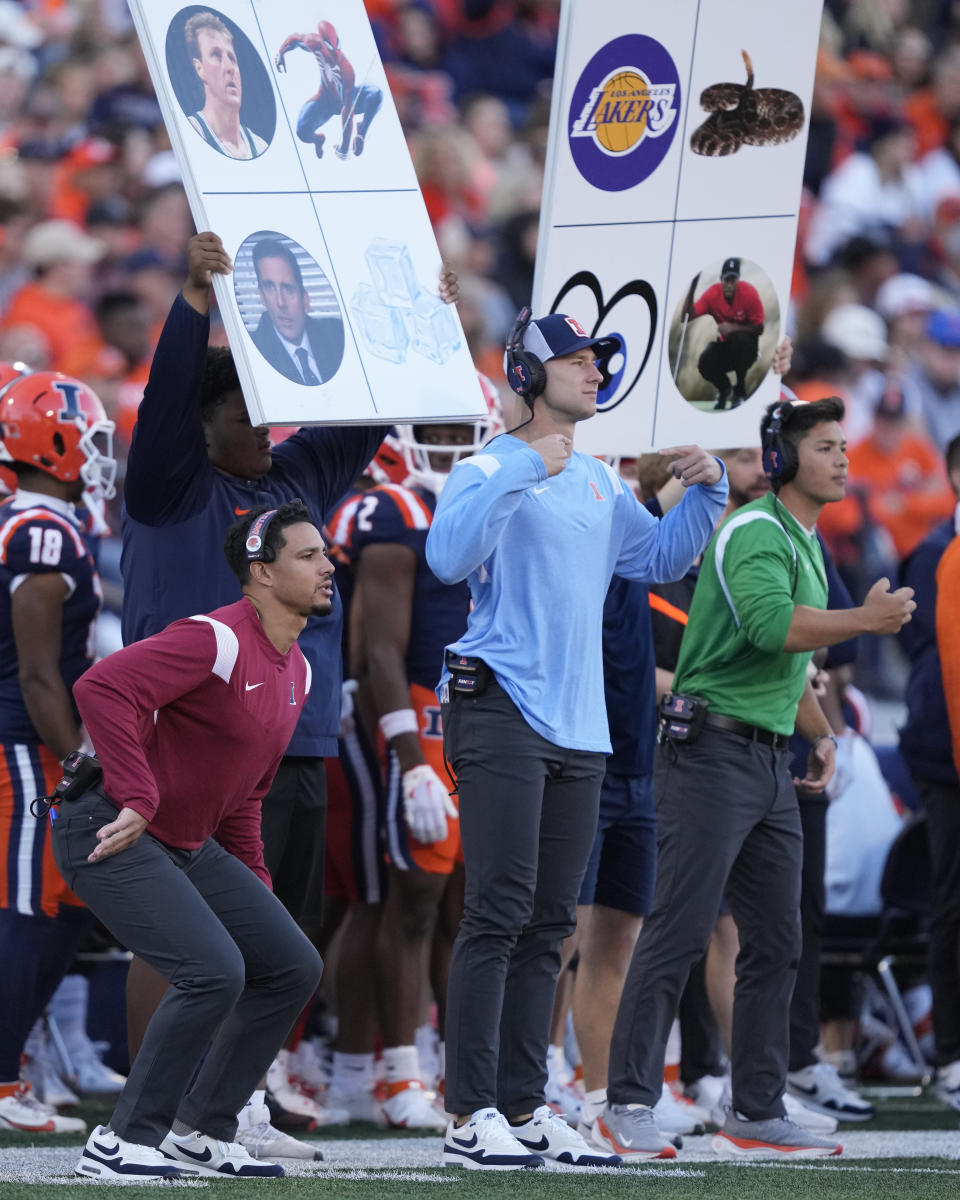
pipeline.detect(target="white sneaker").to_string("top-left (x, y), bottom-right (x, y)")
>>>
top-left (512, 1105), bottom-right (622, 1166)
top-left (381, 1079), bottom-right (447, 1131)
top-left (236, 1098), bottom-right (323, 1160)
top-left (654, 1080), bottom-right (707, 1134)
top-left (266, 1051), bottom-right (349, 1127)
top-left (0, 1083), bottom-right (86, 1133)
top-left (288, 1039), bottom-right (329, 1097)
top-left (684, 1073), bottom-right (728, 1122)
top-left (21, 1047), bottom-right (80, 1108)
top-left (327, 1085), bottom-right (382, 1124)
top-left (787, 1063), bottom-right (875, 1122)
top-left (442, 1108), bottom-right (544, 1171)
top-left (70, 1042), bottom-right (127, 1094)
top-left (545, 1076), bottom-right (584, 1126)
top-left (935, 1059), bottom-right (960, 1112)
top-left (160, 1129), bottom-right (284, 1177)
top-left (782, 1089), bottom-right (839, 1134)
top-left (77, 1125), bottom-right (181, 1180)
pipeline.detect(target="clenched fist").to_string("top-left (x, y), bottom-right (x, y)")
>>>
top-left (530, 433), bottom-right (573, 478)
top-left (862, 577), bottom-right (916, 634)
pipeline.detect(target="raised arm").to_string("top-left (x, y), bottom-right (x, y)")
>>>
top-left (614, 452), bottom-right (727, 584)
top-left (124, 233), bottom-right (233, 524)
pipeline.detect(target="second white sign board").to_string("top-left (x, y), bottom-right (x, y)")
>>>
top-left (533, 0), bottom-right (823, 454)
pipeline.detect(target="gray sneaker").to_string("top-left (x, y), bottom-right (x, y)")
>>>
top-left (593, 1103), bottom-right (676, 1161)
top-left (713, 1113), bottom-right (842, 1159)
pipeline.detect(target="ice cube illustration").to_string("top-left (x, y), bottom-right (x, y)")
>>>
top-left (365, 237), bottom-right (419, 308)
top-left (351, 281), bottom-right (409, 364)
top-left (411, 289), bottom-right (461, 365)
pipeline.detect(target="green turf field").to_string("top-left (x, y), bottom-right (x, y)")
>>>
top-left (1, 1093), bottom-right (957, 1199)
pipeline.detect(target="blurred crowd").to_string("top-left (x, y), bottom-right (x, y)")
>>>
top-left (2, 0), bottom-right (960, 673)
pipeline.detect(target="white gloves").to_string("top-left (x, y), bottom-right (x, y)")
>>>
top-left (402, 763), bottom-right (458, 844)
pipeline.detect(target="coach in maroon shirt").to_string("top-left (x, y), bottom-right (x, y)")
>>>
top-left (52, 501), bottom-right (332, 1182)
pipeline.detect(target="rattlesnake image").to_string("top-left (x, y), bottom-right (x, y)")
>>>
top-left (690, 50), bottom-right (804, 157)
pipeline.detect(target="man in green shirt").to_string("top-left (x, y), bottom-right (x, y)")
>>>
top-left (595, 397), bottom-right (916, 1161)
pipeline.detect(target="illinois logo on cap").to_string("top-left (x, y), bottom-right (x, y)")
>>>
top-left (568, 34), bottom-right (681, 192)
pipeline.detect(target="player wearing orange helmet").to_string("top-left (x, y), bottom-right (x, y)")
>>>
top-left (0, 371), bottom-right (114, 1135)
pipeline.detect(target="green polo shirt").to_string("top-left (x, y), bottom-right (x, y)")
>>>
top-left (673, 493), bottom-right (828, 736)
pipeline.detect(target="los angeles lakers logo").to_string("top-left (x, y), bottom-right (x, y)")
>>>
top-left (568, 35), bottom-right (681, 192)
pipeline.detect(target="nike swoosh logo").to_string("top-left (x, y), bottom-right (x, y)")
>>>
top-left (519, 1135), bottom-right (549, 1151)
top-left (93, 1140), bottom-right (120, 1156)
top-left (789, 1082), bottom-right (819, 1096)
top-left (175, 1145), bottom-right (213, 1163)
top-left (451, 1133), bottom-right (478, 1148)
top-left (235, 507), bottom-right (250, 516)
top-left (533, 486), bottom-right (549, 494)
top-left (245, 682), bottom-right (265, 691)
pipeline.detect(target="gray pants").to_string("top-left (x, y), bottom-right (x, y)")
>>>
top-left (608, 727), bottom-right (802, 1120)
top-left (441, 680), bottom-right (604, 1117)
top-left (51, 789), bottom-right (323, 1146)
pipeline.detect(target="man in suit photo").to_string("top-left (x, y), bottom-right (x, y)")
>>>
top-left (250, 239), bottom-right (344, 386)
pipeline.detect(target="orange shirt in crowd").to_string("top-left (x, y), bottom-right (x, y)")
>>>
top-left (906, 88), bottom-right (949, 158)
top-left (818, 429), bottom-right (954, 558)
top-left (0, 281), bottom-right (109, 377)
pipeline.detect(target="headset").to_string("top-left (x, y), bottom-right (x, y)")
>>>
top-left (505, 307), bottom-right (547, 407)
top-left (244, 508), bottom-right (279, 562)
top-left (761, 402), bottom-right (799, 488)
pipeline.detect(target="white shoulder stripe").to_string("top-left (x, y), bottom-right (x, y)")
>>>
top-left (330, 496), bottom-right (362, 545)
top-left (189, 615), bottom-right (240, 683)
top-left (457, 453), bottom-right (501, 479)
top-left (714, 511), bottom-right (797, 628)
top-left (380, 483), bottom-right (430, 529)
top-left (303, 656), bottom-right (312, 696)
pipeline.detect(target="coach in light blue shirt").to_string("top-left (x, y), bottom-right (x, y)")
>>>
top-left (425, 311), bottom-right (727, 1171)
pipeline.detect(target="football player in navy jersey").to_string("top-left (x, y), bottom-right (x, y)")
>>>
top-left (326, 382), bottom-right (503, 1129)
top-left (0, 370), bottom-right (115, 1135)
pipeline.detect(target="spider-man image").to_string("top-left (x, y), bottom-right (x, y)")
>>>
top-left (275, 20), bottom-right (382, 160)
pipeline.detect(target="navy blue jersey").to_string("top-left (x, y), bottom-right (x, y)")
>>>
top-left (340, 482), bottom-right (470, 691)
top-left (120, 294), bottom-right (387, 756)
top-left (602, 575), bottom-right (657, 777)
top-left (0, 493), bottom-right (101, 742)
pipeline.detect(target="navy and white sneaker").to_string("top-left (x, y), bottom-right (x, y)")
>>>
top-left (76, 1125), bottom-right (182, 1180)
top-left (442, 1107), bottom-right (544, 1171)
top-left (512, 1105), bottom-right (623, 1167)
top-left (160, 1129), bottom-right (284, 1177)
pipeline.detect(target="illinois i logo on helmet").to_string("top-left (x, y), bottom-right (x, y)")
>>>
top-left (568, 34), bottom-right (681, 192)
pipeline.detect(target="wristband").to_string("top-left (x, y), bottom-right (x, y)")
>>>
top-left (379, 708), bottom-right (418, 741)
top-left (811, 734), bottom-right (838, 751)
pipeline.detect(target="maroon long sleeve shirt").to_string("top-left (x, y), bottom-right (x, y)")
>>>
top-left (73, 599), bottom-right (311, 885)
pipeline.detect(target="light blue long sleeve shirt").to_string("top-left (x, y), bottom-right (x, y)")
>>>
top-left (426, 434), bottom-right (728, 752)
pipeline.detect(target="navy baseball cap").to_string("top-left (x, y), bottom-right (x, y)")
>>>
top-left (721, 257), bottom-right (741, 280)
top-left (523, 314), bottom-right (621, 362)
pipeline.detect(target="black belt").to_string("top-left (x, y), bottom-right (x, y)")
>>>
top-left (703, 713), bottom-right (789, 750)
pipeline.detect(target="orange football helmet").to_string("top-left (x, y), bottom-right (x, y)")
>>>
top-left (0, 371), bottom-right (116, 497)
top-left (395, 371), bottom-right (505, 495)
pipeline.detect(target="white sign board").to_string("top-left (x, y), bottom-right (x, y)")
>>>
top-left (533, 0), bottom-right (823, 454)
top-left (128, 0), bottom-right (485, 427)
